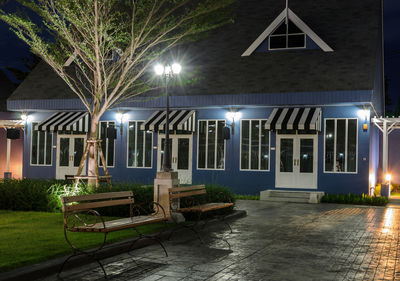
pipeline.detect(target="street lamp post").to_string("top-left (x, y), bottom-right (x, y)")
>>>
top-left (154, 63), bottom-right (181, 172)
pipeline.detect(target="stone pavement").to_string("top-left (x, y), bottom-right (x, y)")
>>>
top-left (44, 200), bottom-right (400, 281)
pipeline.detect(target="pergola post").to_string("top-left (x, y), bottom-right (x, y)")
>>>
top-left (383, 120), bottom-right (388, 176)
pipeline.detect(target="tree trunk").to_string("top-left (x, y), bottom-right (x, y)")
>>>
top-left (87, 115), bottom-right (100, 187)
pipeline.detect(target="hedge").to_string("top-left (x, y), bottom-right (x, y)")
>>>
top-left (0, 179), bottom-right (235, 216)
top-left (321, 193), bottom-right (388, 206)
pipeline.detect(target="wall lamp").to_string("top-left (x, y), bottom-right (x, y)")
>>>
top-left (115, 112), bottom-right (128, 135)
top-left (225, 111), bottom-right (242, 135)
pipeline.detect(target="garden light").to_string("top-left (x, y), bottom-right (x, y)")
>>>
top-left (385, 173), bottom-right (392, 182)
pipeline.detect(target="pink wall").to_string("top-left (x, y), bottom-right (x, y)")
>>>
top-left (0, 128), bottom-right (23, 179)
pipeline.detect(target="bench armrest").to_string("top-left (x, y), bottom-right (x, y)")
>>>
top-left (64, 209), bottom-right (106, 230)
top-left (130, 201), bottom-right (168, 219)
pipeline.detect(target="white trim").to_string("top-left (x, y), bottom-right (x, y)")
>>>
top-left (196, 119), bottom-right (226, 171)
top-left (323, 118), bottom-right (358, 174)
top-left (242, 8), bottom-right (333, 56)
top-left (239, 119), bottom-right (270, 172)
top-left (126, 120), bottom-right (153, 169)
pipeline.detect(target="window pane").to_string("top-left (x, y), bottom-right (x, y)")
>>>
top-left (46, 133), bottom-right (52, 165)
top-left (128, 122), bottom-right (136, 167)
top-left (31, 124), bottom-right (38, 165)
top-left (280, 139), bottom-right (293, 172)
top-left (178, 138), bottom-right (189, 170)
top-left (198, 121), bottom-right (206, 168)
top-left (160, 138), bottom-right (172, 171)
top-left (241, 120), bottom-right (250, 169)
top-left (288, 21), bottom-right (302, 34)
top-left (145, 128), bottom-right (152, 168)
top-left (288, 34), bottom-right (305, 48)
top-left (347, 119), bottom-right (357, 172)
top-left (272, 22), bottom-right (286, 35)
top-left (59, 138), bottom-right (70, 167)
top-left (74, 138), bottom-right (84, 167)
top-left (207, 121), bottom-right (216, 168)
top-left (260, 121), bottom-right (269, 170)
top-left (107, 123), bottom-right (115, 166)
top-left (100, 122), bottom-right (107, 167)
top-left (217, 121), bottom-right (225, 169)
top-left (325, 120), bottom-right (335, 171)
top-left (137, 125), bottom-right (144, 167)
top-left (38, 131), bottom-right (45, 164)
top-left (300, 139), bottom-right (313, 173)
top-left (336, 120), bottom-right (346, 172)
top-left (270, 35), bottom-right (286, 49)
top-left (251, 120), bottom-right (259, 169)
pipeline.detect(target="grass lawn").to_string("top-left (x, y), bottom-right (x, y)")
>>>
top-left (0, 210), bottom-right (168, 273)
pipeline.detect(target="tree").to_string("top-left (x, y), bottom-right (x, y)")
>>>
top-left (0, 0), bottom-right (236, 186)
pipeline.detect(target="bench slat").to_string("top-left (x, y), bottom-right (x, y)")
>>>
top-left (169, 185), bottom-right (206, 193)
top-left (63, 191), bottom-right (133, 203)
top-left (170, 189), bottom-right (206, 199)
top-left (176, 202), bottom-right (233, 213)
top-left (64, 198), bottom-right (134, 212)
top-left (69, 215), bottom-right (168, 233)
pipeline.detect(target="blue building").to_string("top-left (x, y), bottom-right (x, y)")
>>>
top-left (7, 0), bottom-right (384, 195)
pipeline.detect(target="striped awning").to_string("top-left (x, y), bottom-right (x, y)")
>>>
top-left (140, 110), bottom-right (196, 132)
top-left (34, 112), bottom-right (89, 132)
top-left (265, 107), bottom-right (322, 131)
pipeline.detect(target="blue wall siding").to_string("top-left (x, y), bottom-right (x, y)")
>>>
top-left (22, 106), bottom-right (372, 195)
top-left (372, 25), bottom-right (384, 116)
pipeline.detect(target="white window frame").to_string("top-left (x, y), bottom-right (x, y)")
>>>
top-left (30, 122), bottom-right (53, 166)
top-left (126, 120), bottom-right (153, 169)
top-left (323, 118), bottom-right (358, 174)
top-left (197, 119), bottom-right (226, 171)
top-left (268, 20), bottom-right (306, 50)
top-left (239, 119), bottom-right (271, 172)
top-left (99, 121), bottom-right (116, 168)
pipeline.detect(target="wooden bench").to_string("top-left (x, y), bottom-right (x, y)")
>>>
top-left (169, 185), bottom-right (234, 243)
top-left (59, 191), bottom-right (169, 278)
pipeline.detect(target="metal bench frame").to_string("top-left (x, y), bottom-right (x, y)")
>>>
top-left (168, 185), bottom-right (234, 245)
top-left (60, 191), bottom-right (169, 279)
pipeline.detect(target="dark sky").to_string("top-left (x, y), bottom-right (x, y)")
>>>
top-left (0, 1), bottom-right (399, 112)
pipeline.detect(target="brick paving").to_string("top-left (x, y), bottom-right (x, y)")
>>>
top-left (45, 201), bottom-right (400, 281)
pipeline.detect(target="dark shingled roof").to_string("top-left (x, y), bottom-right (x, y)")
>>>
top-left (9, 0), bottom-right (381, 101)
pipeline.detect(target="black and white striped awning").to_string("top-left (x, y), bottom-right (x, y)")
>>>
top-left (140, 110), bottom-right (196, 132)
top-left (265, 107), bottom-right (322, 131)
top-left (34, 112), bottom-right (89, 132)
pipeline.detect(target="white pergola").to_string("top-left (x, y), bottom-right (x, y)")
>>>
top-left (0, 120), bottom-right (24, 178)
top-left (372, 117), bottom-right (400, 179)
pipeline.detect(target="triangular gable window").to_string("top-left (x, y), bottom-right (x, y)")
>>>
top-left (242, 8), bottom-right (333, 56)
top-left (269, 20), bottom-right (305, 50)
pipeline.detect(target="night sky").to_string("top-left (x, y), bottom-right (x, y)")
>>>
top-left (0, 1), bottom-right (399, 112)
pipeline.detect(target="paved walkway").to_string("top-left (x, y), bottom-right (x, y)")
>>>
top-left (46, 201), bottom-right (400, 281)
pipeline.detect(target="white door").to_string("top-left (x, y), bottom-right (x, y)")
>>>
top-left (157, 135), bottom-right (193, 184)
top-left (56, 135), bottom-right (87, 179)
top-left (276, 134), bottom-right (318, 189)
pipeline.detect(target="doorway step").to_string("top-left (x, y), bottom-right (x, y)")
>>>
top-left (260, 190), bottom-right (324, 204)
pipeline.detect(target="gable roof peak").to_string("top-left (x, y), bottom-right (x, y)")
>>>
top-left (241, 7), bottom-right (334, 56)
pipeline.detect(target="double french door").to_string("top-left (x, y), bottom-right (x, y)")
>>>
top-left (276, 134), bottom-right (318, 189)
top-left (157, 135), bottom-right (193, 184)
top-left (56, 134), bottom-right (86, 179)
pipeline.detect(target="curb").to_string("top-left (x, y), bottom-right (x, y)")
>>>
top-left (0, 210), bottom-right (246, 281)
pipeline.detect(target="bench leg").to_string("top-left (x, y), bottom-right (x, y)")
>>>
top-left (59, 228), bottom-right (109, 279)
top-left (128, 227), bottom-right (168, 257)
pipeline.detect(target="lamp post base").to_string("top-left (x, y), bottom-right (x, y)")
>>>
top-left (154, 171), bottom-right (181, 221)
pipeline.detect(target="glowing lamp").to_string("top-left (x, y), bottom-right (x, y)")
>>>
top-left (385, 173), bottom-right (392, 182)
top-left (357, 109), bottom-right (370, 120)
top-left (154, 64), bottom-right (164, 76)
top-left (171, 63), bottom-right (182, 74)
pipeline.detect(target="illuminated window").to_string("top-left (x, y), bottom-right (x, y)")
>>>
top-left (99, 121), bottom-right (116, 167)
top-left (127, 121), bottom-right (152, 168)
top-left (31, 122), bottom-right (52, 166)
top-left (324, 119), bottom-right (357, 173)
top-left (198, 120), bottom-right (225, 170)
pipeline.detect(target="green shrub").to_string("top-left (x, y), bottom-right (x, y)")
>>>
top-left (321, 193), bottom-right (388, 206)
top-left (234, 194), bottom-right (260, 200)
top-left (0, 179), bottom-right (236, 217)
top-left (0, 179), bottom-right (70, 212)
